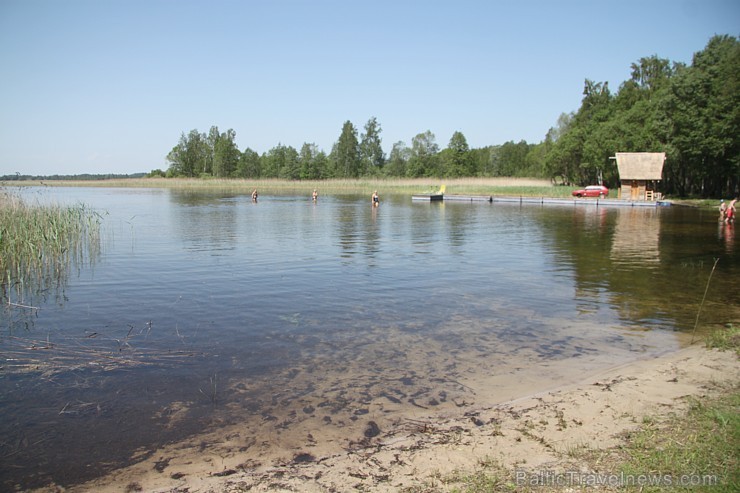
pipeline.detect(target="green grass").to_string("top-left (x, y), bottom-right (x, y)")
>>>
top-left (616, 390), bottom-right (739, 492)
top-left (0, 189), bottom-right (102, 304)
top-left (705, 324), bottom-right (740, 355)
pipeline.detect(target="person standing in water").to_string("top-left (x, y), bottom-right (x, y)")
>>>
top-left (312, 189), bottom-right (318, 202)
top-left (372, 190), bottom-right (379, 207)
top-left (251, 189), bottom-right (258, 202)
top-left (719, 199), bottom-right (727, 221)
top-left (726, 199), bottom-right (737, 223)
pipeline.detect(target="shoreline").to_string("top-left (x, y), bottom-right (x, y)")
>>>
top-left (3, 178), bottom-right (715, 208)
top-left (1, 177), bottom-right (569, 198)
top-left (36, 343), bottom-right (738, 492)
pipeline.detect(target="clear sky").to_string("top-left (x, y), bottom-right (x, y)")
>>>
top-left (0, 0), bottom-right (737, 176)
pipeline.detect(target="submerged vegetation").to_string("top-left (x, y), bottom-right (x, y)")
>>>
top-left (0, 188), bottom-right (103, 311)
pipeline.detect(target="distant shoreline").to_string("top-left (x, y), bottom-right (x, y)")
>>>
top-left (2, 176), bottom-right (566, 197)
top-left (3, 177), bottom-right (717, 207)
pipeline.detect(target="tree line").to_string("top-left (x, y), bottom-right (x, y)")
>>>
top-left (1, 173), bottom-right (147, 181)
top-left (161, 118), bottom-right (544, 182)
top-left (162, 35), bottom-right (738, 198)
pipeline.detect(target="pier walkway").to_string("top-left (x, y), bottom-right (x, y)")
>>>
top-left (411, 194), bottom-right (671, 207)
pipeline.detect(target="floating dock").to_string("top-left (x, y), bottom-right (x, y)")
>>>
top-left (412, 194), bottom-right (671, 207)
top-left (442, 194), bottom-right (493, 203)
top-left (411, 193), bottom-right (444, 201)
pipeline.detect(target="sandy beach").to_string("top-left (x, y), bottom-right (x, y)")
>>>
top-left (31, 342), bottom-right (737, 493)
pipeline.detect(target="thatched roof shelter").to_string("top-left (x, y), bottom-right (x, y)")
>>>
top-left (614, 152), bottom-right (665, 180)
top-left (613, 152), bottom-right (666, 201)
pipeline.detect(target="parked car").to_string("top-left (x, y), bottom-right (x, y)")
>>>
top-left (572, 185), bottom-right (609, 198)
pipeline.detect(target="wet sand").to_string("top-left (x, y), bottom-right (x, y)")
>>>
top-left (30, 342), bottom-right (738, 493)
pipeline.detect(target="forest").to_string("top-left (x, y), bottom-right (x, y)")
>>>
top-left (162, 35), bottom-right (738, 198)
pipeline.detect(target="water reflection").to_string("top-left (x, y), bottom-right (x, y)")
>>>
top-left (536, 203), bottom-right (740, 331)
top-left (336, 197), bottom-right (381, 261)
top-left (718, 220), bottom-right (735, 253)
top-left (611, 207), bottom-right (661, 266)
top-left (169, 191), bottom-right (240, 254)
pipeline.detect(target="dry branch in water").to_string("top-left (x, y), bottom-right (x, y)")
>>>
top-left (1, 333), bottom-right (200, 378)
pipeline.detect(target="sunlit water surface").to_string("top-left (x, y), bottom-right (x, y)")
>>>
top-left (1, 187), bottom-right (738, 489)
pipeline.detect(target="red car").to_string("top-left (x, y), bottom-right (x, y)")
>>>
top-left (572, 185), bottom-right (609, 198)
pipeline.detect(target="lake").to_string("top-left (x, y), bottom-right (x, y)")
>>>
top-left (1, 186), bottom-right (738, 490)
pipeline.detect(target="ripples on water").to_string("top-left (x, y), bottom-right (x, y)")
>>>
top-left (1, 187), bottom-right (738, 489)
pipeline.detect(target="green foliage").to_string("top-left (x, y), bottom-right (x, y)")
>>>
top-left (298, 143), bottom-right (328, 180)
top-left (332, 120), bottom-right (361, 178)
top-left (360, 117), bottom-right (385, 176)
top-left (546, 35), bottom-right (739, 197)
top-left (384, 141), bottom-right (410, 177)
top-left (166, 129), bottom-right (207, 177)
top-left (491, 140), bottom-right (533, 177)
top-left (212, 128), bottom-right (240, 178)
top-left (262, 144), bottom-right (300, 179)
top-left (407, 130), bottom-right (440, 177)
top-left (160, 35), bottom-right (737, 195)
top-left (660, 35), bottom-right (740, 197)
top-left (441, 131), bottom-right (473, 177)
top-left (0, 173), bottom-right (147, 181)
top-left (166, 126), bottom-right (240, 178)
top-left (236, 147), bottom-right (261, 178)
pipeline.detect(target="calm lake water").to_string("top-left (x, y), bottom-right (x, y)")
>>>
top-left (1, 186), bottom-right (738, 490)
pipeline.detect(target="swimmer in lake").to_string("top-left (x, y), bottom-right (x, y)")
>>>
top-left (372, 190), bottom-right (379, 207)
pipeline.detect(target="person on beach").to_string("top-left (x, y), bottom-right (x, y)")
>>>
top-left (252, 189), bottom-right (258, 202)
top-left (719, 199), bottom-right (727, 221)
top-left (372, 190), bottom-right (379, 207)
top-left (312, 189), bottom-right (318, 202)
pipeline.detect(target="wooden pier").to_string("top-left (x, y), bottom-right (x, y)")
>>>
top-left (411, 193), bottom-right (444, 201)
top-left (412, 194), bottom-right (671, 207)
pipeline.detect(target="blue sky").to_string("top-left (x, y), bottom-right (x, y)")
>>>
top-left (0, 0), bottom-right (737, 176)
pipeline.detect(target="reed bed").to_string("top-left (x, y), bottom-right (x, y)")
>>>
top-left (16, 176), bottom-right (566, 196)
top-left (0, 189), bottom-right (103, 306)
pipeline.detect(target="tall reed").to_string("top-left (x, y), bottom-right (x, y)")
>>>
top-left (0, 189), bottom-right (102, 306)
top-left (16, 176), bottom-right (565, 196)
